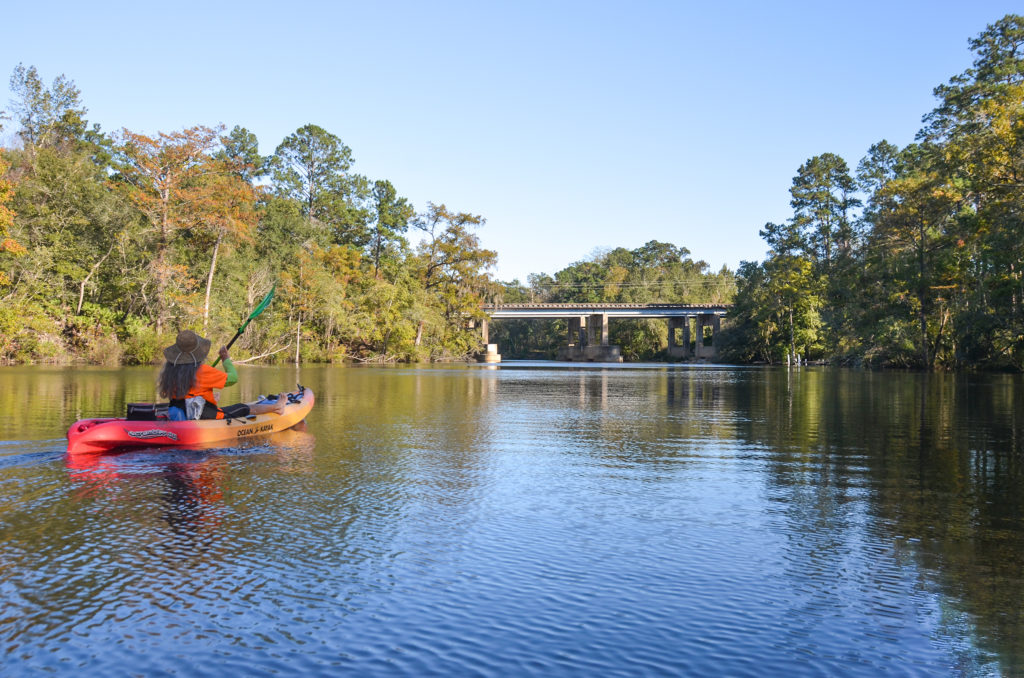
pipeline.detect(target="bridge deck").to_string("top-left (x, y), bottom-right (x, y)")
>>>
top-left (482, 303), bottom-right (731, 319)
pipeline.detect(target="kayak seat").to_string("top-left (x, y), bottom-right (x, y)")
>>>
top-left (126, 403), bottom-right (170, 421)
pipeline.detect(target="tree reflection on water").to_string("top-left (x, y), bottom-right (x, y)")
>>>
top-left (725, 369), bottom-right (1024, 674)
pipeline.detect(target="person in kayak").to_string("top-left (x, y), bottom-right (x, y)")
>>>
top-left (158, 330), bottom-right (286, 421)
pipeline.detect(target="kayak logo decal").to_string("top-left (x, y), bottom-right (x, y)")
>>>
top-left (124, 428), bottom-right (179, 441)
top-left (237, 423), bottom-right (274, 438)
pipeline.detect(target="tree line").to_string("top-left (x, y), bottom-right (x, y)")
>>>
top-left (1, 14), bottom-right (1020, 369)
top-left (721, 14), bottom-right (1024, 370)
top-left (0, 66), bottom-right (497, 364)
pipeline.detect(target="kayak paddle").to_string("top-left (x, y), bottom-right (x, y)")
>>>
top-left (212, 284), bottom-right (275, 367)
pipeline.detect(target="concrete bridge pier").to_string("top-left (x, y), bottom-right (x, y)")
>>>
top-left (667, 314), bottom-right (721, 361)
top-left (667, 316), bottom-right (690, 359)
top-left (693, 314), bottom-right (721, 360)
top-left (568, 317), bottom-right (583, 348)
top-left (557, 316), bottom-right (583, 361)
top-left (475, 318), bottom-right (501, 363)
top-left (558, 313), bottom-right (622, 362)
top-left (695, 315), bottom-right (706, 359)
top-left (582, 313), bottom-right (621, 362)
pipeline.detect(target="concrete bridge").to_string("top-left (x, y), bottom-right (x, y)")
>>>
top-left (477, 303), bottom-right (731, 362)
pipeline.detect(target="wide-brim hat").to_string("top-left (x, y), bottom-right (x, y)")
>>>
top-left (164, 330), bottom-right (211, 365)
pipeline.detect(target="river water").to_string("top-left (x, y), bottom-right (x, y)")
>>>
top-left (2, 363), bottom-right (1023, 676)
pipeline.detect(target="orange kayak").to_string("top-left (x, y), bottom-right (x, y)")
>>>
top-left (67, 387), bottom-right (314, 455)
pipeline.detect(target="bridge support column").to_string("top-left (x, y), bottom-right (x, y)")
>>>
top-left (588, 313), bottom-right (609, 346)
top-left (694, 315), bottom-right (707, 359)
top-left (475, 317), bottom-right (500, 362)
top-left (668, 317), bottom-right (690, 359)
top-left (559, 316), bottom-right (585, 361)
top-left (582, 313), bottom-right (620, 362)
top-left (692, 314), bottom-right (720, 361)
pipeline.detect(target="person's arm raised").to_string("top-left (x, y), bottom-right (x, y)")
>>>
top-left (218, 347), bottom-right (238, 387)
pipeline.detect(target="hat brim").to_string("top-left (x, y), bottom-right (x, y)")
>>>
top-left (163, 335), bottom-right (212, 364)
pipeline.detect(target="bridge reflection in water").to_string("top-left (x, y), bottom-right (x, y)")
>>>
top-left (480, 303), bottom-right (731, 362)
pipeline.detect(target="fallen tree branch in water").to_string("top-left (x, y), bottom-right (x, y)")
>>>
top-left (350, 352), bottom-right (405, 363)
top-left (233, 344), bottom-right (292, 364)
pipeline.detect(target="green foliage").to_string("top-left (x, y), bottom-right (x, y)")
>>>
top-left (120, 324), bottom-right (164, 365)
top-left (369, 179), bottom-right (413, 274)
top-left (614, 319), bottom-right (668, 361)
top-left (725, 14), bottom-right (1024, 370)
top-left (8, 63), bottom-right (87, 151)
top-left (218, 125), bottom-right (267, 183)
top-left (0, 301), bottom-right (63, 362)
top-left (271, 124), bottom-right (371, 246)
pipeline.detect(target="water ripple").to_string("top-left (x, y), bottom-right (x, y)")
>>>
top-left (0, 366), bottom-right (1014, 675)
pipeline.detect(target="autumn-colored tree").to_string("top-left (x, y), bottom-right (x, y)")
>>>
top-left (859, 143), bottom-right (960, 368)
top-left (116, 125), bottom-right (255, 334)
top-left (0, 155), bottom-right (25, 285)
top-left (191, 161), bottom-right (258, 333)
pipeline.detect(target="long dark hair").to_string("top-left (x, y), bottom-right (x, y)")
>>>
top-left (158, 361), bottom-right (201, 399)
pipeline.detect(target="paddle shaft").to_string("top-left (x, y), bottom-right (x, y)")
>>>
top-left (211, 323), bottom-right (250, 367)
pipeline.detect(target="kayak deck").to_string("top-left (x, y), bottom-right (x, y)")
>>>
top-left (67, 387), bottom-right (314, 455)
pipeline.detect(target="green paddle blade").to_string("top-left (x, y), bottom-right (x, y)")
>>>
top-left (235, 284), bottom-right (275, 333)
top-left (248, 284), bottom-right (275, 322)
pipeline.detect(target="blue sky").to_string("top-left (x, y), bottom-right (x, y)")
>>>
top-left (2, 1), bottom-right (1020, 281)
